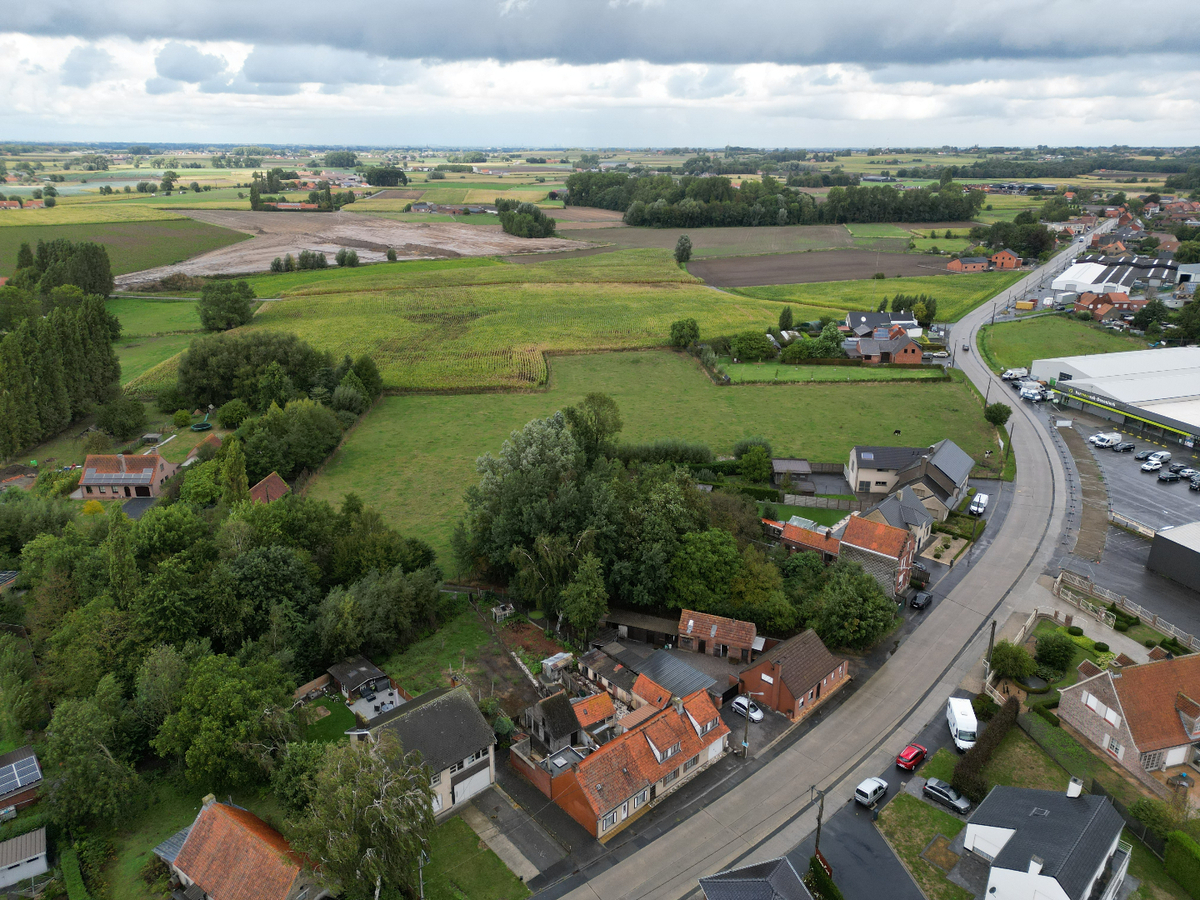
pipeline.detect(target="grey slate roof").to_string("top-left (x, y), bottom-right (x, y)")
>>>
top-left (866, 487), bottom-right (932, 532)
top-left (970, 786), bottom-right (1124, 900)
top-left (579, 647), bottom-right (638, 694)
top-left (534, 692), bottom-right (580, 741)
top-left (959, 256), bottom-right (989, 264)
top-left (153, 825), bottom-right (192, 865)
top-left (369, 686), bottom-right (494, 772)
top-left (626, 649), bottom-right (716, 699)
top-left (927, 439), bottom-right (974, 487)
top-left (853, 446), bottom-right (926, 471)
top-left (327, 656), bottom-right (387, 692)
top-left (699, 857), bottom-right (814, 900)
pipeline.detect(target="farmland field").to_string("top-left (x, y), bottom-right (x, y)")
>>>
top-left (117, 335), bottom-right (196, 384)
top-left (0, 202), bottom-right (185, 227)
top-left (689, 249), bottom-right (958, 286)
top-left (978, 316), bottom-right (1149, 373)
top-left (106, 297), bottom-right (200, 336)
top-left (0, 220), bottom-right (249, 277)
top-left (731, 271), bottom-right (1024, 321)
top-left (721, 360), bottom-right (947, 383)
top-left (556, 224), bottom-right (856, 257)
top-left (307, 350), bottom-right (1003, 564)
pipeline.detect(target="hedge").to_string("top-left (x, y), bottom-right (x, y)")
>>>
top-left (61, 848), bottom-right (93, 900)
top-left (1031, 704), bottom-right (1060, 727)
top-left (0, 809), bottom-right (53, 844)
top-left (690, 459), bottom-right (741, 477)
top-left (1165, 831), bottom-right (1200, 900)
top-left (725, 484), bottom-right (782, 502)
top-left (952, 696), bottom-right (1019, 803)
top-left (1107, 603), bottom-right (1140, 629)
top-left (806, 856), bottom-right (846, 900)
top-left (971, 694), bottom-right (999, 722)
top-left (615, 439), bottom-right (713, 466)
top-left (1160, 636), bottom-right (1193, 656)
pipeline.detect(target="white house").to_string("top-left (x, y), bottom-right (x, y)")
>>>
top-left (0, 828), bottom-right (47, 889)
top-left (964, 782), bottom-right (1129, 900)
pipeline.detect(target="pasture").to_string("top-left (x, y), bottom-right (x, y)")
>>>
top-left (0, 202), bottom-right (184, 227)
top-left (557, 224), bottom-right (857, 257)
top-left (978, 316), bottom-right (1149, 373)
top-left (0, 220), bottom-right (248, 277)
top-left (689, 249), bottom-right (957, 287)
top-left (306, 350), bottom-right (1002, 564)
top-left (720, 360), bottom-right (947, 383)
top-left (731, 271), bottom-right (1024, 321)
top-left (105, 296), bottom-right (203, 387)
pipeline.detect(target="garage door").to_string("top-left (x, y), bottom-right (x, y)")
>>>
top-left (452, 769), bottom-right (491, 806)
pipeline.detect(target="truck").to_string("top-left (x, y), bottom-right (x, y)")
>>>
top-left (1014, 300), bottom-right (1036, 311)
top-left (1001, 367), bottom-right (1028, 381)
top-left (947, 697), bottom-right (978, 752)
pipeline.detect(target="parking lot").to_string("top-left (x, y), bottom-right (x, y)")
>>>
top-left (1075, 424), bottom-right (1200, 532)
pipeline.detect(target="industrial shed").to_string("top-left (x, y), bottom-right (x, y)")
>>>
top-left (1147, 521), bottom-right (1200, 590)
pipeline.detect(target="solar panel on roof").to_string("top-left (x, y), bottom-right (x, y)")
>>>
top-left (0, 756), bottom-right (41, 796)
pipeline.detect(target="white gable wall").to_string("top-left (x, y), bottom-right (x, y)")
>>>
top-left (984, 866), bottom-right (1072, 900)
top-left (965, 823), bottom-right (1014, 861)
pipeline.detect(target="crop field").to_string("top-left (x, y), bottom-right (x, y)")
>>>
top-left (978, 316), bottom-right (1149, 373)
top-left (732, 271), bottom-right (1024, 321)
top-left (307, 350), bottom-right (1002, 564)
top-left (720, 360), bottom-right (947, 383)
top-left (556, 224), bottom-right (857, 257)
top-left (0, 202), bottom-right (185, 227)
top-left (0, 220), bottom-right (249, 277)
top-left (974, 193), bottom-right (1041, 224)
top-left (689, 249), bottom-right (959, 287)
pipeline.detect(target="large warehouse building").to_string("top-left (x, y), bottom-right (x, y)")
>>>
top-left (1147, 521), bottom-right (1200, 590)
top-left (1030, 347), bottom-right (1200, 448)
top-left (1050, 255), bottom-right (1177, 295)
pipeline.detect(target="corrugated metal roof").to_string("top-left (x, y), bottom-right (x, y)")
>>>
top-left (1157, 521), bottom-right (1200, 552)
top-left (0, 827), bottom-right (45, 868)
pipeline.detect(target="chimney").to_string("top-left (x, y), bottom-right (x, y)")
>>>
top-left (672, 697), bottom-right (683, 715)
top-left (1067, 777), bottom-right (1084, 799)
top-left (201, 793), bottom-right (216, 808)
top-left (1028, 854), bottom-right (1043, 875)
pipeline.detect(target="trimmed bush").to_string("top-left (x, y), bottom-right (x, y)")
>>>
top-left (972, 693), bottom-right (999, 722)
top-left (1160, 636), bottom-right (1193, 656)
top-left (952, 697), bottom-right (1019, 803)
top-left (1165, 831), bottom-right (1200, 899)
top-left (1035, 631), bottom-right (1076, 671)
top-left (733, 436), bottom-right (773, 459)
top-left (61, 848), bottom-right (92, 900)
top-left (1115, 623), bottom-right (1128, 632)
top-left (1146, 639), bottom-right (1158, 648)
top-left (1031, 704), bottom-right (1060, 727)
top-left (1067, 625), bottom-right (1084, 636)
top-left (1093, 642), bottom-right (1109, 653)
top-left (806, 856), bottom-right (846, 900)
top-left (728, 484), bottom-right (782, 502)
top-left (1130, 798), bottom-right (1177, 842)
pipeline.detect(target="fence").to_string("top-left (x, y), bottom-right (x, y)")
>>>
top-left (1052, 573), bottom-right (1117, 628)
top-left (1090, 779), bottom-right (1168, 859)
top-left (1054, 570), bottom-right (1200, 652)
top-left (809, 462), bottom-right (845, 475)
top-left (782, 494), bottom-right (869, 511)
top-left (1108, 511), bottom-right (1156, 538)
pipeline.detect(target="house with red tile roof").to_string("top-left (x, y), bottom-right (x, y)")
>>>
top-left (779, 522), bottom-right (840, 563)
top-left (555, 690), bottom-right (729, 840)
top-left (185, 432), bottom-right (223, 461)
top-left (1058, 653), bottom-right (1200, 796)
top-left (633, 673), bottom-right (671, 709)
top-left (738, 630), bottom-right (848, 722)
top-left (838, 515), bottom-right (915, 599)
top-left (250, 471), bottom-right (291, 503)
top-left (70, 454), bottom-right (177, 501)
top-left (676, 610), bottom-right (757, 663)
top-left (157, 796), bottom-right (327, 900)
top-left (572, 692), bottom-right (616, 732)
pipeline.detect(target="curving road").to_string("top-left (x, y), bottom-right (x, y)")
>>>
top-left (544, 230), bottom-right (1110, 900)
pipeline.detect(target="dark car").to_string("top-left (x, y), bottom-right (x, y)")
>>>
top-left (1169, 462), bottom-right (1190, 474)
top-left (924, 777), bottom-right (971, 814)
top-left (1134, 450), bottom-right (1155, 460)
top-left (1159, 471), bottom-right (1183, 483)
top-left (1112, 442), bottom-right (1136, 453)
top-left (1190, 479), bottom-right (1200, 492)
top-left (896, 743), bottom-right (927, 771)
top-left (911, 591), bottom-right (933, 610)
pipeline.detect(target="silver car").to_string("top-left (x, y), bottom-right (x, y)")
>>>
top-left (923, 777), bottom-right (971, 814)
top-left (855, 776), bottom-right (888, 807)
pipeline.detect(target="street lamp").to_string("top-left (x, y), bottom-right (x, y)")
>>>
top-left (741, 691), bottom-right (764, 758)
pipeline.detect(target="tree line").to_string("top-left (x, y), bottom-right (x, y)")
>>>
top-left (496, 198), bottom-right (557, 238)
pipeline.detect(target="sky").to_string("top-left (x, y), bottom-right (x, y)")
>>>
top-left (4, 1), bottom-right (1200, 148)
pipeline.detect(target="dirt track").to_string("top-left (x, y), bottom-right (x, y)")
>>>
top-left (688, 249), bottom-right (957, 287)
top-left (114, 209), bottom-right (588, 287)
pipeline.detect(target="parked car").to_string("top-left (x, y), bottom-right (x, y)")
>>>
top-left (1092, 434), bottom-right (1122, 448)
top-left (931, 350), bottom-right (949, 359)
top-left (1150, 451), bottom-right (1172, 462)
top-left (896, 743), bottom-right (927, 771)
top-left (1112, 442), bottom-right (1136, 453)
top-left (1158, 471), bottom-right (1183, 483)
top-left (1189, 479), bottom-right (1200, 492)
top-left (1179, 468), bottom-right (1200, 479)
top-left (730, 696), bottom-right (764, 723)
top-left (911, 591), bottom-right (933, 610)
top-left (1168, 463), bottom-right (1189, 474)
top-left (1134, 450), bottom-right (1155, 460)
top-left (923, 777), bottom-right (971, 814)
top-left (969, 493), bottom-right (989, 516)
top-left (854, 777), bottom-right (889, 807)
top-left (1142, 460), bottom-right (1163, 472)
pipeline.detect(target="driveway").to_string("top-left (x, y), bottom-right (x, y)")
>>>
top-left (721, 699), bottom-right (792, 759)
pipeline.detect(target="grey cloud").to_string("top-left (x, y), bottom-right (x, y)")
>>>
top-left (666, 67), bottom-right (738, 100)
top-left (144, 75), bottom-right (181, 94)
top-left (60, 44), bottom-right (112, 87)
top-left (155, 41), bottom-right (227, 82)
top-left (239, 45), bottom-right (416, 86)
top-left (15, 1), bottom-right (1200, 68)
top-left (200, 70), bottom-right (302, 95)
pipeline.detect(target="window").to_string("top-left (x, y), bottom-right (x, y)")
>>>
top-left (874, 480), bottom-right (889, 487)
top-left (761, 674), bottom-right (774, 685)
top-left (99, 486), bottom-right (106, 493)
top-left (662, 769), bottom-right (679, 786)
top-left (431, 772), bottom-right (441, 786)
top-left (858, 481), bottom-right (870, 492)
top-left (1104, 708), bottom-right (1120, 727)
top-left (663, 742), bottom-right (681, 759)
top-left (633, 789), bottom-right (649, 809)
top-left (450, 749), bottom-right (485, 774)
top-left (684, 755), bottom-right (699, 772)
top-left (602, 810), bottom-right (618, 830)
top-left (85, 486), bottom-right (93, 494)
top-left (700, 717), bottom-right (717, 735)
top-left (1108, 736), bottom-right (1123, 758)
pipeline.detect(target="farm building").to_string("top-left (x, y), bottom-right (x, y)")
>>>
top-left (947, 257), bottom-right (988, 273)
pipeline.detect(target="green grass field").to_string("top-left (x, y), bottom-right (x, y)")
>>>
top-left (117, 334), bottom-right (197, 384)
top-left (0, 219), bottom-right (247, 277)
top-left (844, 224), bottom-right (913, 240)
top-left (978, 316), bottom-right (1149, 373)
top-left (0, 202), bottom-right (186, 227)
top-left (303, 697), bottom-right (357, 742)
top-left (108, 297), bottom-right (201, 335)
top-left (307, 350), bottom-right (1001, 565)
top-left (426, 816), bottom-right (531, 900)
top-left (732, 271), bottom-right (1023, 322)
top-left (558, 225), bottom-right (856, 258)
top-left (721, 360), bottom-right (946, 383)
top-left (380, 609), bottom-right (495, 697)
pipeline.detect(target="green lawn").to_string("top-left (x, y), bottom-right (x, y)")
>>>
top-left (117, 334), bottom-right (197, 385)
top-left (307, 350), bottom-right (1002, 566)
top-left (426, 816), bottom-right (531, 900)
top-left (921, 747), bottom-right (957, 782)
top-left (759, 502), bottom-right (850, 528)
top-left (304, 697), bottom-right (357, 742)
top-left (979, 316), bottom-right (1149, 373)
top-left (380, 609), bottom-right (496, 697)
top-left (721, 360), bottom-right (946, 383)
top-left (731, 271), bottom-right (1023, 322)
top-left (0, 219), bottom-right (249, 277)
top-left (108, 297), bottom-right (200, 336)
top-left (844, 224), bottom-right (914, 240)
top-left (876, 794), bottom-right (971, 900)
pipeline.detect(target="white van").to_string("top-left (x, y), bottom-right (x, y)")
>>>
top-left (1001, 367), bottom-right (1028, 381)
top-left (969, 493), bottom-right (989, 516)
top-left (1091, 434), bottom-right (1122, 448)
top-left (1149, 450), bottom-right (1172, 462)
top-left (947, 697), bottom-right (978, 752)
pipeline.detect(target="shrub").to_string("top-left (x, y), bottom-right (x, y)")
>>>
top-left (806, 856), bottom-right (845, 900)
top-left (1031, 704), bottom-right (1060, 727)
top-left (617, 439), bottom-right (713, 466)
top-left (198, 280), bottom-right (255, 331)
top-left (990, 640), bottom-right (1036, 680)
top-left (1115, 623), bottom-right (1128, 632)
top-left (739, 445), bottom-right (773, 483)
top-left (952, 697), bottom-right (1018, 803)
top-left (971, 694), bottom-right (999, 722)
top-left (762, 504), bottom-right (778, 521)
top-left (172, 409), bottom-right (191, 428)
top-left (733, 436), bottom-right (773, 460)
top-left (730, 330), bottom-right (776, 361)
top-left (1130, 798), bottom-right (1177, 842)
top-left (216, 398), bottom-right (252, 429)
top-left (669, 318), bottom-right (700, 348)
top-left (1146, 639), bottom-right (1158, 648)
top-left (1067, 625), bottom-right (1084, 636)
top-left (61, 848), bottom-right (92, 899)
top-left (1093, 642), bottom-right (1109, 653)
top-left (728, 484), bottom-right (781, 502)
top-left (97, 395), bottom-right (147, 440)
top-left (1035, 631), bottom-right (1077, 671)
top-left (1165, 831), bottom-right (1200, 899)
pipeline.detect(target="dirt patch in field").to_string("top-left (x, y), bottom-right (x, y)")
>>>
top-left (370, 189), bottom-right (425, 200)
top-left (501, 622), bottom-right (567, 659)
top-left (549, 207), bottom-right (627, 224)
top-left (114, 209), bottom-right (589, 287)
top-left (689, 249), bottom-right (958, 287)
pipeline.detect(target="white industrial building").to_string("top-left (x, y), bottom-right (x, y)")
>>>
top-left (1050, 256), bottom-right (1177, 296)
top-left (1030, 347), bottom-right (1200, 448)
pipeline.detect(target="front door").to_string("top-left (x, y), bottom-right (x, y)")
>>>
top-left (124, 487), bottom-right (131, 497)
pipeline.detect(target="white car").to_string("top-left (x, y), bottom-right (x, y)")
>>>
top-left (731, 696), bottom-right (764, 722)
top-left (969, 493), bottom-right (989, 516)
top-left (855, 777), bottom-right (889, 807)
top-left (1141, 460), bottom-right (1163, 472)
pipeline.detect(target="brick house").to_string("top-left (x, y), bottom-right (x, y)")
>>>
top-left (525, 691), bottom-right (583, 753)
top-left (990, 249), bottom-right (1022, 269)
top-left (862, 486), bottom-right (934, 550)
top-left (1058, 653), bottom-right (1200, 793)
top-left (737, 630), bottom-right (849, 722)
top-left (947, 256), bottom-right (989, 273)
top-left (847, 325), bottom-right (924, 365)
top-left (838, 515), bottom-right (915, 599)
top-left (779, 522), bottom-right (840, 564)
top-left (71, 453), bottom-right (178, 500)
top-left (0, 747), bottom-right (43, 812)
top-left (846, 439), bottom-right (974, 520)
top-left (676, 610), bottom-right (757, 663)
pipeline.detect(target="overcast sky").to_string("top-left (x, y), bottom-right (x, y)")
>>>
top-left (4, 1), bottom-right (1200, 147)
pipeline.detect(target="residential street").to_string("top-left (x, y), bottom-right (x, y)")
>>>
top-left (535, 235), bottom-right (1107, 900)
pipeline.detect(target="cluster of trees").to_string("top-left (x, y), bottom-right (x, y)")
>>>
top-left (779, 323), bottom-right (846, 362)
top-left (323, 151), bottom-right (358, 167)
top-left (447, 152), bottom-right (487, 164)
top-left (496, 199), bottom-right (557, 238)
top-left (879, 294), bottom-right (938, 324)
top-left (453, 396), bottom-right (898, 645)
top-left (1164, 165), bottom-right (1200, 193)
top-left (968, 219), bottom-right (1056, 259)
top-left (364, 166), bottom-right (408, 187)
top-left (211, 154), bottom-right (264, 168)
top-left (5, 239), bottom-right (114, 298)
top-left (77, 154), bottom-right (109, 171)
top-left (271, 250), bottom-right (330, 272)
top-left (197, 280), bottom-right (256, 331)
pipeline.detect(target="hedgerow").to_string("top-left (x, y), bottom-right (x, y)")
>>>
top-left (952, 696), bottom-right (1019, 802)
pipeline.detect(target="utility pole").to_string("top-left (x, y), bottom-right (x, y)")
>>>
top-left (741, 691), bottom-right (763, 758)
top-left (810, 785), bottom-right (827, 856)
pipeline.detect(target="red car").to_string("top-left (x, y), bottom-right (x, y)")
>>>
top-left (896, 742), bottom-right (927, 771)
